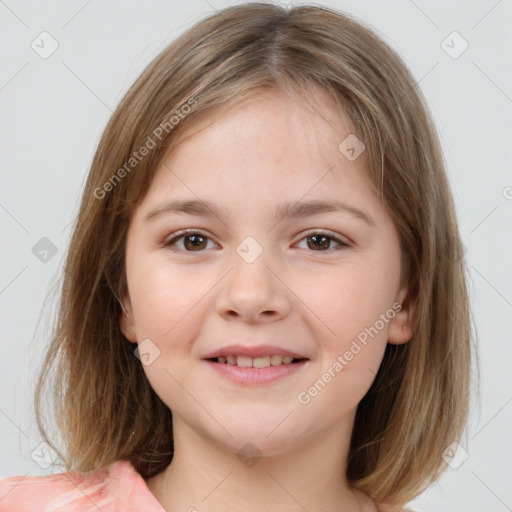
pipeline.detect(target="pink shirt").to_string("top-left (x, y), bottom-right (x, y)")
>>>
top-left (0, 460), bottom-right (165, 511)
top-left (0, 459), bottom-right (420, 511)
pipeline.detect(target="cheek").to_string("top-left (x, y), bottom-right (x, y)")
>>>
top-left (127, 253), bottom-right (206, 340)
top-left (126, 258), bottom-right (210, 411)
top-left (308, 261), bottom-right (398, 364)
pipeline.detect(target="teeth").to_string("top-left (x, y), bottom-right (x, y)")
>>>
top-left (253, 356), bottom-right (271, 368)
top-left (215, 355), bottom-right (299, 366)
top-left (270, 355), bottom-right (283, 366)
top-left (236, 355), bottom-right (253, 367)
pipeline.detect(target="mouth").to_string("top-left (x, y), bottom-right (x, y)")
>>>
top-left (203, 344), bottom-right (310, 385)
top-left (206, 355), bottom-right (308, 368)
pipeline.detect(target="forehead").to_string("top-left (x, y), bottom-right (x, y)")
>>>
top-left (135, 89), bottom-right (379, 220)
top-left (164, 87), bottom-right (357, 161)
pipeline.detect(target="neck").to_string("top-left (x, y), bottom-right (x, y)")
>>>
top-left (145, 411), bottom-right (377, 512)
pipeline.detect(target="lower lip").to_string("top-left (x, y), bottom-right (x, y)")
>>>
top-left (204, 360), bottom-right (308, 385)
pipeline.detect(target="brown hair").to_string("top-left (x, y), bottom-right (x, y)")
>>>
top-left (34, 2), bottom-right (474, 508)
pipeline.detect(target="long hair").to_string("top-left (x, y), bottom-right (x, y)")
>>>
top-left (34, 2), bottom-right (474, 507)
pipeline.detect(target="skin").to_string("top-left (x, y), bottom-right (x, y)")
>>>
top-left (120, 89), bottom-right (415, 512)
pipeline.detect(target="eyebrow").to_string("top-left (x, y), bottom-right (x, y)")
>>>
top-left (143, 199), bottom-right (376, 227)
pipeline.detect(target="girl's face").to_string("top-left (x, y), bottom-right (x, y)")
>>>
top-left (120, 90), bottom-right (414, 456)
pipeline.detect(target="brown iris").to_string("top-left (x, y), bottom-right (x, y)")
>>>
top-left (183, 234), bottom-right (208, 251)
top-left (306, 235), bottom-right (331, 251)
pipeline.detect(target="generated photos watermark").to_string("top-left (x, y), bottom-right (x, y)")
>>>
top-left (297, 302), bottom-right (402, 405)
top-left (94, 96), bottom-right (198, 200)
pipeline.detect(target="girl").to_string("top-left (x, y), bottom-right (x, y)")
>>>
top-left (0, 2), bottom-right (473, 511)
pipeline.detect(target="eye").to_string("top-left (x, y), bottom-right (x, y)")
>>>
top-left (162, 229), bottom-right (351, 253)
top-left (295, 230), bottom-right (351, 252)
top-left (163, 230), bottom-right (219, 252)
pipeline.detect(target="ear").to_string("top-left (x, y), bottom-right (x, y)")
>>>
top-left (119, 292), bottom-right (137, 343)
top-left (387, 283), bottom-right (417, 345)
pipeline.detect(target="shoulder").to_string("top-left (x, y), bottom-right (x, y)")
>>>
top-left (0, 462), bottom-right (113, 511)
top-left (0, 459), bottom-right (164, 511)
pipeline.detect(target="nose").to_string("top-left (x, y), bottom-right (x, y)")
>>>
top-left (214, 246), bottom-right (291, 324)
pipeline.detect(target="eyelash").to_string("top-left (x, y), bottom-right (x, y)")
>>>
top-left (162, 229), bottom-right (351, 253)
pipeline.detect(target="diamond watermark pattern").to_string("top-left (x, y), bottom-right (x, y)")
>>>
top-left (31, 441), bottom-right (57, 469)
top-left (31, 31), bottom-right (59, 59)
top-left (442, 441), bottom-right (469, 469)
top-left (237, 442), bottom-right (262, 468)
top-left (134, 338), bottom-right (161, 366)
top-left (236, 236), bottom-right (263, 264)
top-left (32, 237), bottom-right (58, 263)
top-left (441, 31), bottom-right (469, 59)
top-left (338, 134), bottom-right (366, 161)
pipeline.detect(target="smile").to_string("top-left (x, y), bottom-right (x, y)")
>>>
top-left (208, 355), bottom-right (306, 367)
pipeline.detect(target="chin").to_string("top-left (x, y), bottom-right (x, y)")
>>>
top-left (197, 413), bottom-right (310, 459)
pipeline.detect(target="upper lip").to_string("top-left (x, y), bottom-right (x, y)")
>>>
top-left (202, 344), bottom-right (308, 360)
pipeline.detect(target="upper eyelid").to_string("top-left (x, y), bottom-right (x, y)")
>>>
top-left (163, 228), bottom-right (219, 244)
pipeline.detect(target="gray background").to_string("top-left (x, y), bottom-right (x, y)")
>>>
top-left (1, 1), bottom-right (511, 510)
